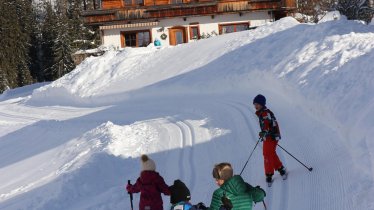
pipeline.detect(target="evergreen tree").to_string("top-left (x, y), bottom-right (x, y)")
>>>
top-left (29, 3), bottom-right (44, 82)
top-left (41, 2), bottom-right (59, 81)
top-left (14, 0), bottom-right (34, 85)
top-left (0, 0), bottom-right (33, 92)
top-left (337, 0), bottom-right (374, 22)
top-left (50, 5), bottom-right (75, 80)
top-left (68, 0), bottom-right (84, 41)
top-left (0, 1), bottom-right (19, 90)
top-left (0, 0), bottom-right (99, 92)
top-left (67, 0), bottom-right (98, 51)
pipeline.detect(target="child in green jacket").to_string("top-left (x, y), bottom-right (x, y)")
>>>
top-left (208, 163), bottom-right (265, 210)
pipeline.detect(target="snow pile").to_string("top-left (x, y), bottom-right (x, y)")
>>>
top-left (102, 121), bottom-right (160, 157)
top-left (1, 17), bottom-right (374, 210)
top-left (318, 11), bottom-right (343, 23)
top-left (28, 17), bottom-right (299, 105)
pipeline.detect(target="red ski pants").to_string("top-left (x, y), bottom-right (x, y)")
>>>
top-left (263, 139), bottom-right (283, 175)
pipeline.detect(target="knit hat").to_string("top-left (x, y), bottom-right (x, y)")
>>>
top-left (253, 94), bottom-right (266, 107)
top-left (170, 179), bottom-right (191, 204)
top-left (141, 154), bottom-right (156, 171)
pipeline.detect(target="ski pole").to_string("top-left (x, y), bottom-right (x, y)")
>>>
top-left (277, 144), bottom-right (313, 172)
top-left (128, 180), bottom-right (134, 210)
top-left (263, 201), bottom-right (267, 210)
top-left (240, 139), bottom-right (261, 175)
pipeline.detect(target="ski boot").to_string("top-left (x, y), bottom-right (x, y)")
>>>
top-left (278, 166), bottom-right (288, 180)
top-left (266, 174), bottom-right (273, 187)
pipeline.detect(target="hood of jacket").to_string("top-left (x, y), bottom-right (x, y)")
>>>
top-left (140, 171), bottom-right (161, 184)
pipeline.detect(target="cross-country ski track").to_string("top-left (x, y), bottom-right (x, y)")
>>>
top-left (0, 95), bottom-right (362, 210)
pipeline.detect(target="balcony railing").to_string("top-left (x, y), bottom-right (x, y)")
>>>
top-left (117, 8), bottom-right (147, 19)
top-left (82, 0), bottom-right (294, 25)
top-left (147, 3), bottom-right (217, 18)
top-left (217, 1), bottom-right (249, 12)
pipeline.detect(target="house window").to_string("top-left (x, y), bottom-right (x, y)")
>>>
top-left (124, 0), bottom-right (143, 5)
top-left (219, 22), bottom-right (250, 34)
top-left (124, 33), bottom-right (137, 47)
top-left (171, 0), bottom-right (183, 4)
top-left (121, 30), bottom-right (151, 48)
top-left (137, 31), bottom-right (150, 47)
top-left (189, 25), bottom-right (200, 40)
top-left (221, 25), bottom-right (235, 34)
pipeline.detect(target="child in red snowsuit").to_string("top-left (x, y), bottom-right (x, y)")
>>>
top-left (253, 94), bottom-right (287, 185)
top-left (126, 155), bottom-right (170, 210)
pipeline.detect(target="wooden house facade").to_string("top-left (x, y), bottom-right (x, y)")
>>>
top-left (82, 0), bottom-right (297, 48)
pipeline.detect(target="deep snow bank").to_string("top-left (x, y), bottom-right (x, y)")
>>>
top-left (28, 17), bottom-right (300, 105)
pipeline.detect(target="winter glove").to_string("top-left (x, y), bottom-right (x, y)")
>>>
top-left (259, 131), bottom-right (267, 140)
top-left (126, 184), bottom-right (132, 192)
top-left (221, 195), bottom-right (233, 210)
top-left (194, 202), bottom-right (208, 210)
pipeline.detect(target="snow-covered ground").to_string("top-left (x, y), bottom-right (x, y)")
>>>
top-left (1, 17), bottom-right (374, 210)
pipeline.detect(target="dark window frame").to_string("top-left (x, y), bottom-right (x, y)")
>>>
top-left (218, 22), bottom-right (250, 35)
top-left (121, 30), bottom-right (152, 48)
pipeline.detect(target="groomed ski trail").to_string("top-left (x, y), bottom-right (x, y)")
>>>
top-left (0, 95), bottom-right (362, 210)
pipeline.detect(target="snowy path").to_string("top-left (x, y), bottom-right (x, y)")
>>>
top-left (0, 94), bottom-right (364, 210)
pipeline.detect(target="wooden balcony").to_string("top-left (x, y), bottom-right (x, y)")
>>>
top-left (217, 1), bottom-right (282, 13)
top-left (146, 2), bottom-right (217, 18)
top-left (83, 10), bottom-right (117, 24)
top-left (82, 8), bottom-right (149, 25)
top-left (82, 0), bottom-right (296, 25)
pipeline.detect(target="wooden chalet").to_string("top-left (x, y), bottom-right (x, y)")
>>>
top-left (82, 0), bottom-right (297, 48)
